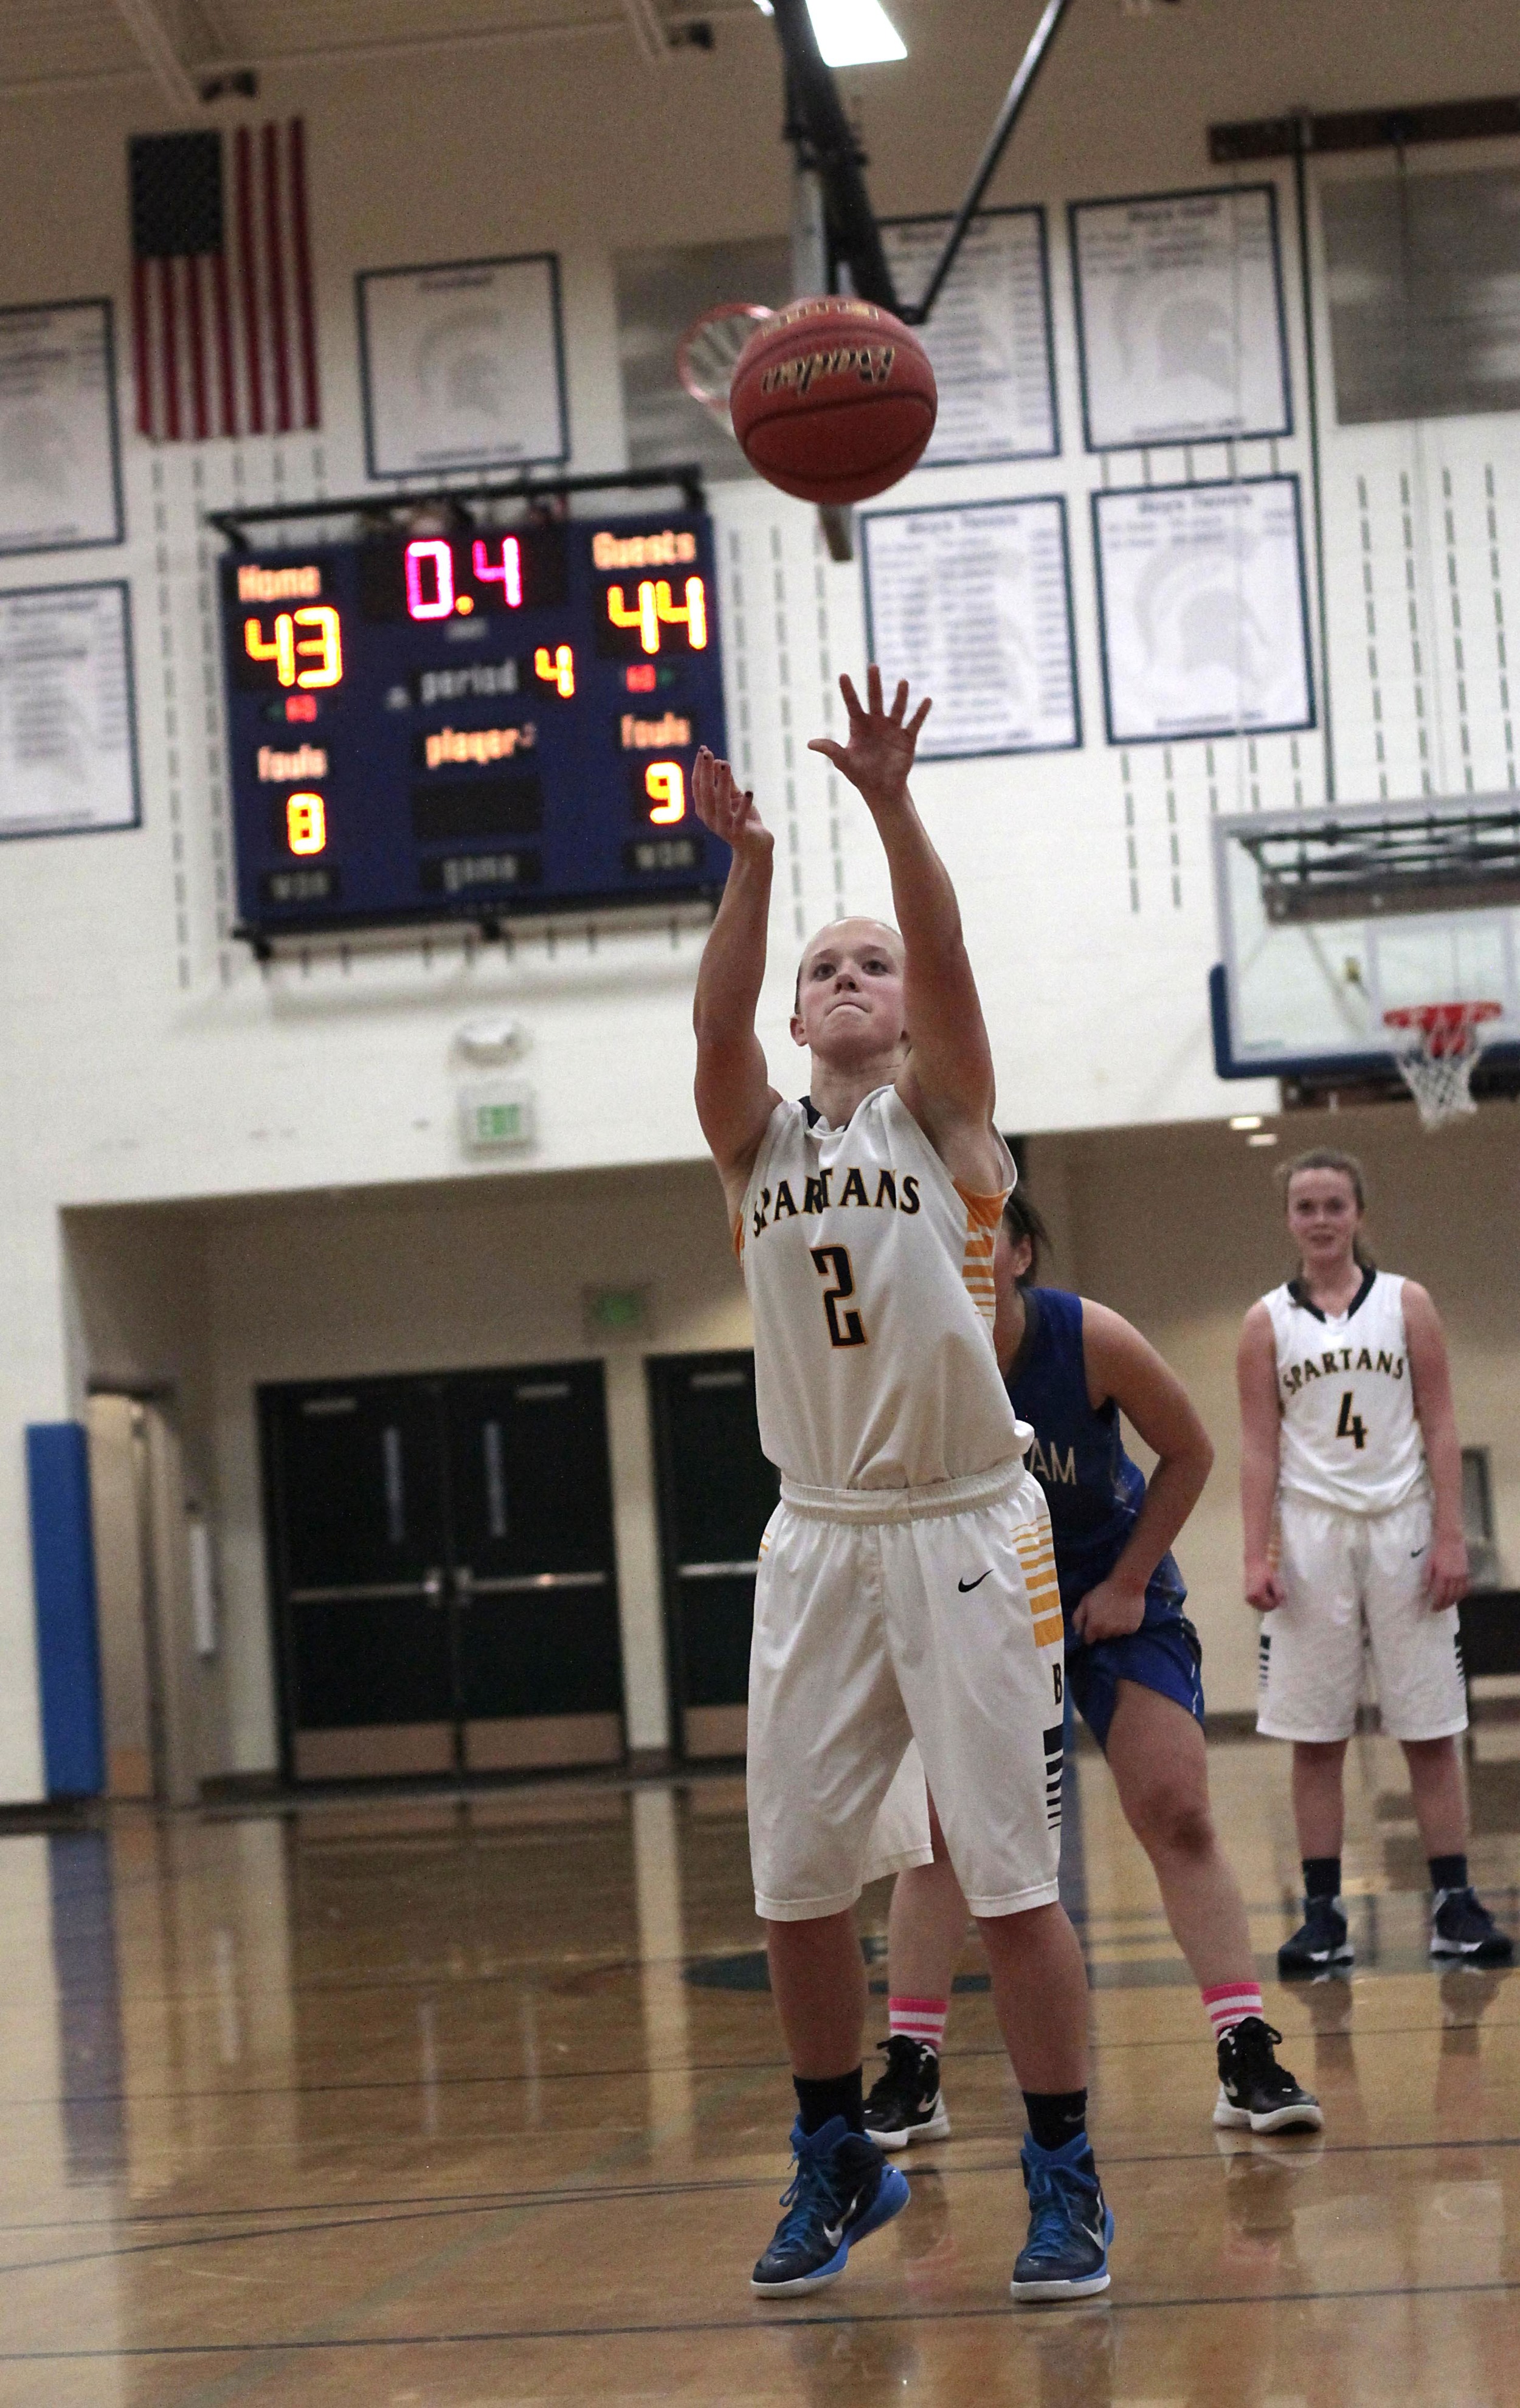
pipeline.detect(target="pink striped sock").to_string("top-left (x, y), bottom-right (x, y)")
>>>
top-left (1203, 1980), bottom-right (1264, 2040)
top-left (890, 1995), bottom-right (948, 2053)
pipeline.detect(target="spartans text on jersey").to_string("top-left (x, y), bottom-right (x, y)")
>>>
top-left (1280, 1344), bottom-right (1404, 1398)
top-left (750, 1165), bottom-right (921, 1238)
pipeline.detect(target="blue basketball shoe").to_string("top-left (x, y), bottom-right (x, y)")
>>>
top-left (1010, 2131), bottom-right (1114, 2302)
top-left (750, 2115), bottom-right (910, 2296)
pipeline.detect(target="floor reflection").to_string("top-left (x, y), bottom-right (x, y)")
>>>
top-left (0, 1728), bottom-right (1515, 2405)
top-left (47, 1827), bottom-right (124, 2184)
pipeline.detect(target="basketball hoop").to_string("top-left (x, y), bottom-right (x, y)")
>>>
top-left (1383, 1001), bottom-right (1502, 1128)
top-left (676, 302), bottom-right (776, 436)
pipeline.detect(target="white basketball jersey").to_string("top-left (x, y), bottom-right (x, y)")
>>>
top-left (739, 1086), bottom-right (1028, 1491)
top-left (1264, 1268), bottom-right (1427, 1514)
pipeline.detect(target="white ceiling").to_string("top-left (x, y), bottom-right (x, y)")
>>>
top-left (0, 0), bottom-right (755, 98)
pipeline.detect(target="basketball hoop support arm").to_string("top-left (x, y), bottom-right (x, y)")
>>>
top-left (908, 0), bottom-right (1076, 325)
top-left (769, 0), bottom-right (900, 308)
top-left (765, 0), bottom-right (1076, 325)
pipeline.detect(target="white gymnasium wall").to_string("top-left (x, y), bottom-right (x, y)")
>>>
top-left (4, 2), bottom-right (1520, 1789)
top-left (67, 1163), bottom-right (751, 1771)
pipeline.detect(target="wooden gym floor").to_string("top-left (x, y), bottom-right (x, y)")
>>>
top-left (3, 1725), bottom-right (1519, 2406)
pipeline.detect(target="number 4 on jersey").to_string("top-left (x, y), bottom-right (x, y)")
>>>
top-left (1336, 1390), bottom-right (1367, 1450)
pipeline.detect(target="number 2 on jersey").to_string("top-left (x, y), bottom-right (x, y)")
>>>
top-left (810, 1245), bottom-right (868, 1348)
top-left (1336, 1390), bottom-right (1367, 1450)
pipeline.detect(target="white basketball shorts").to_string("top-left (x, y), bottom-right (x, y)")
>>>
top-left (747, 1460), bottom-right (1066, 1922)
top-left (1256, 1488), bottom-right (1467, 1744)
top-left (863, 1739), bottom-right (934, 1890)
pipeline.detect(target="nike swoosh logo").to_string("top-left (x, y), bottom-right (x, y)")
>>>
top-left (1411, 1547), bottom-right (1427, 1558)
top-left (958, 1570), bottom-right (992, 1592)
top-left (823, 2187), bottom-right (865, 2248)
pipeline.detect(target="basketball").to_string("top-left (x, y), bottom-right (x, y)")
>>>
top-left (729, 296), bottom-right (937, 506)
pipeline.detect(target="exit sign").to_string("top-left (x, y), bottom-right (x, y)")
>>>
top-left (585, 1286), bottom-right (648, 1335)
top-left (460, 1080), bottom-right (536, 1153)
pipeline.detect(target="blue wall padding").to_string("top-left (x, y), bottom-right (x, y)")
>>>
top-left (26, 1423), bottom-right (106, 1799)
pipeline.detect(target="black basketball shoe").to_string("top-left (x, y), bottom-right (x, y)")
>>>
top-left (1213, 2016), bottom-right (1324, 2134)
top-left (1277, 1895), bottom-right (1353, 1977)
top-left (863, 2035), bottom-right (952, 2150)
top-left (1009, 2132), bottom-right (1113, 2301)
top-left (750, 2114), bottom-right (910, 2296)
top-left (1430, 1886), bottom-right (1515, 1964)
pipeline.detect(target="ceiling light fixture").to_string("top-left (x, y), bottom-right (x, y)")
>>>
top-left (751, 0), bottom-right (907, 67)
top-left (1229, 1114), bottom-right (1263, 1131)
top-left (1246, 1131), bottom-right (1279, 1148)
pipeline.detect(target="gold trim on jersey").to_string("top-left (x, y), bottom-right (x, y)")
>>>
top-left (955, 1182), bottom-right (1004, 1327)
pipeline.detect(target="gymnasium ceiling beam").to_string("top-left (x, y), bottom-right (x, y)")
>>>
top-left (0, 3), bottom-right (755, 97)
top-left (1210, 92), bottom-right (1520, 160)
top-left (108, 0), bottom-right (201, 108)
top-left (620, 0), bottom-right (672, 63)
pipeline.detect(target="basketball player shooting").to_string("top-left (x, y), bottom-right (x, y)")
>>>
top-left (692, 669), bottom-right (1113, 2303)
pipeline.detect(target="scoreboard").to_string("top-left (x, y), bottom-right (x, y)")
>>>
top-left (219, 508), bottom-right (730, 941)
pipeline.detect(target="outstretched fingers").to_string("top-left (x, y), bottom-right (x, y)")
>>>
top-left (692, 743), bottom-right (719, 830)
top-left (693, 745), bottom-right (748, 837)
top-left (818, 668), bottom-right (932, 785)
top-left (838, 666), bottom-right (924, 730)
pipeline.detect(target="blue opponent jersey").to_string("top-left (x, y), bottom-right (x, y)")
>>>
top-left (1005, 1286), bottom-right (1185, 1619)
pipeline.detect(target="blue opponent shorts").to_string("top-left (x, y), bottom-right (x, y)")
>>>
top-left (1062, 1551), bottom-right (1206, 1752)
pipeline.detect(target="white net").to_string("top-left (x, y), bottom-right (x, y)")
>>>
top-left (1384, 1003), bottom-right (1501, 1129)
top-left (675, 302), bottom-right (775, 432)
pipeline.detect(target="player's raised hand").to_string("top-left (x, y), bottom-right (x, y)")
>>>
top-left (693, 746), bottom-right (773, 863)
top-left (809, 667), bottom-right (931, 810)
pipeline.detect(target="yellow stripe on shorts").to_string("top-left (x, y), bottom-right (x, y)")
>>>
top-left (1014, 1522), bottom-right (1064, 1649)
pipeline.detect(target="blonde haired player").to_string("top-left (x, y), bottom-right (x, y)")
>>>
top-left (692, 669), bottom-right (1112, 2302)
top-left (1238, 1147), bottom-right (1511, 1972)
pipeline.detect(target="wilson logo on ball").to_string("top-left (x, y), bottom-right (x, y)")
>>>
top-left (759, 343), bottom-right (898, 398)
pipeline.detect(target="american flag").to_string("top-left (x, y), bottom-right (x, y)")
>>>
top-left (128, 122), bottom-right (320, 443)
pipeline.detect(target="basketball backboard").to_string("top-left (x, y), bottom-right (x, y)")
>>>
top-left (1211, 795), bottom-right (1520, 1090)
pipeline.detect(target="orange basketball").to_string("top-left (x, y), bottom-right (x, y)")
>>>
top-left (730, 296), bottom-right (937, 506)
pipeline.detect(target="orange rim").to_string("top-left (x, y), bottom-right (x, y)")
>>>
top-left (676, 301), bottom-right (777, 420)
top-left (1384, 1001), bottom-right (1502, 1059)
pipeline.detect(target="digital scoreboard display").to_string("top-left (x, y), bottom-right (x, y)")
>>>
top-left (219, 508), bottom-right (730, 940)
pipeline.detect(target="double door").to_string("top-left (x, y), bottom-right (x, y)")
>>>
top-left (649, 1351), bottom-right (778, 1759)
top-left (261, 1362), bottom-right (624, 1781)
